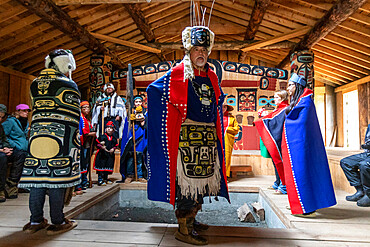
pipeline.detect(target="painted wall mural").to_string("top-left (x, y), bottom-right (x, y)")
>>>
top-left (109, 59), bottom-right (288, 150)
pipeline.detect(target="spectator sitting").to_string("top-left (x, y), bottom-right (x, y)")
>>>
top-left (0, 104), bottom-right (13, 202)
top-left (340, 123), bottom-right (370, 207)
top-left (1, 104), bottom-right (29, 199)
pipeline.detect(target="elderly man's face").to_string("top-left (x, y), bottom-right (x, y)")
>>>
top-left (190, 46), bottom-right (208, 70)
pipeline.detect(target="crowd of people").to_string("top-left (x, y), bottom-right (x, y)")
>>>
top-left (0, 24), bottom-right (368, 245)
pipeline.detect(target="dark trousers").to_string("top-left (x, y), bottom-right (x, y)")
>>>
top-left (126, 152), bottom-right (143, 178)
top-left (29, 188), bottom-right (66, 225)
top-left (340, 152), bottom-right (370, 196)
top-left (175, 184), bottom-right (204, 217)
top-left (0, 148), bottom-right (26, 191)
top-left (97, 171), bottom-right (109, 182)
top-left (0, 152), bottom-right (7, 191)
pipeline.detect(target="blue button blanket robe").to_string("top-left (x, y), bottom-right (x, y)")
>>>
top-left (257, 88), bottom-right (336, 214)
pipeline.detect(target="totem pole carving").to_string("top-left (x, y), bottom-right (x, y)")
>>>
top-left (290, 50), bottom-right (314, 90)
top-left (89, 55), bottom-right (113, 104)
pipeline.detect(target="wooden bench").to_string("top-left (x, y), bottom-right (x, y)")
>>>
top-left (230, 165), bottom-right (252, 178)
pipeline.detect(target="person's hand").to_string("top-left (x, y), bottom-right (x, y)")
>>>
top-left (130, 114), bottom-right (136, 121)
top-left (109, 148), bottom-right (115, 154)
top-left (140, 120), bottom-right (145, 126)
top-left (3, 147), bottom-right (13, 156)
top-left (115, 116), bottom-right (121, 121)
top-left (88, 132), bottom-right (96, 137)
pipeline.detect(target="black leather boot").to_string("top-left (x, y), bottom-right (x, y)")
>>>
top-left (357, 194), bottom-right (370, 207)
top-left (346, 186), bottom-right (364, 201)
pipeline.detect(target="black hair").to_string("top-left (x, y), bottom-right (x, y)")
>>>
top-left (285, 83), bottom-right (305, 114)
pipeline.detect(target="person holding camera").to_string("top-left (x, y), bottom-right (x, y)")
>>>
top-left (340, 124), bottom-right (370, 207)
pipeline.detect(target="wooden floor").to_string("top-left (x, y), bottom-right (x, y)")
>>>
top-left (0, 174), bottom-right (369, 247)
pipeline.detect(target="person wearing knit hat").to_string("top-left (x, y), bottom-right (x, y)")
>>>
top-left (147, 14), bottom-right (229, 245)
top-left (76, 101), bottom-right (96, 194)
top-left (1, 103), bottom-right (30, 202)
top-left (20, 49), bottom-right (80, 235)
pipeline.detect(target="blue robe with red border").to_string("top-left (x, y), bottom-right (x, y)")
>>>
top-left (146, 62), bottom-right (229, 206)
top-left (282, 89), bottom-right (336, 214)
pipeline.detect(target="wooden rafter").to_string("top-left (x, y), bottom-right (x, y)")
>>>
top-left (124, 3), bottom-right (155, 43)
top-left (241, 26), bottom-right (311, 52)
top-left (278, 0), bottom-right (367, 69)
top-left (110, 40), bottom-right (294, 51)
top-left (91, 32), bottom-right (161, 54)
top-left (334, 75), bottom-right (370, 93)
top-left (15, 0), bottom-right (123, 66)
top-left (54, 0), bottom-right (210, 5)
top-left (239, 0), bottom-right (270, 63)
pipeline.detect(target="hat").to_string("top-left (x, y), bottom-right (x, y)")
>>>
top-left (133, 95), bottom-right (143, 101)
top-left (0, 104), bottom-right (7, 113)
top-left (182, 26), bottom-right (214, 55)
top-left (16, 104), bottom-right (30, 111)
top-left (103, 83), bottom-right (115, 91)
top-left (45, 49), bottom-right (76, 74)
top-left (258, 108), bottom-right (268, 118)
top-left (289, 73), bottom-right (307, 87)
top-left (224, 104), bottom-right (234, 112)
top-left (80, 101), bottom-right (90, 107)
top-left (106, 121), bottom-right (115, 130)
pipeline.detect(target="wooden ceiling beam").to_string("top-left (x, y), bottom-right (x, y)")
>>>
top-left (124, 3), bottom-right (155, 43)
top-left (324, 34), bottom-right (370, 56)
top-left (277, 0), bottom-right (367, 69)
top-left (123, 40), bottom-right (294, 51)
top-left (241, 26), bottom-right (310, 52)
top-left (334, 75), bottom-right (370, 93)
top-left (313, 45), bottom-right (370, 70)
top-left (315, 57), bottom-right (368, 79)
top-left (317, 40), bottom-right (369, 64)
top-left (15, 0), bottom-right (123, 67)
top-left (0, 5), bottom-right (28, 23)
top-left (0, 65), bottom-right (35, 81)
top-left (91, 32), bottom-right (161, 54)
top-left (314, 68), bottom-right (348, 85)
top-left (313, 50), bottom-right (370, 75)
top-left (54, 0), bottom-right (213, 5)
top-left (315, 62), bottom-right (358, 81)
top-left (1, 30), bottom-right (63, 61)
top-left (239, 0), bottom-right (271, 63)
top-left (331, 27), bottom-right (370, 48)
top-left (315, 74), bottom-right (341, 88)
top-left (0, 14), bottom-right (41, 39)
top-left (0, 23), bottom-right (52, 51)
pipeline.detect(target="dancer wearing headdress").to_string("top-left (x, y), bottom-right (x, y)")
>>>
top-left (147, 12), bottom-right (229, 244)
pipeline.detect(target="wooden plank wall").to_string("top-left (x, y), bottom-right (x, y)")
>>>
top-left (0, 71), bottom-right (32, 114)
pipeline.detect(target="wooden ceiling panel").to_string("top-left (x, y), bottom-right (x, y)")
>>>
top-left (0, 0), bottom-right (367, 88)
